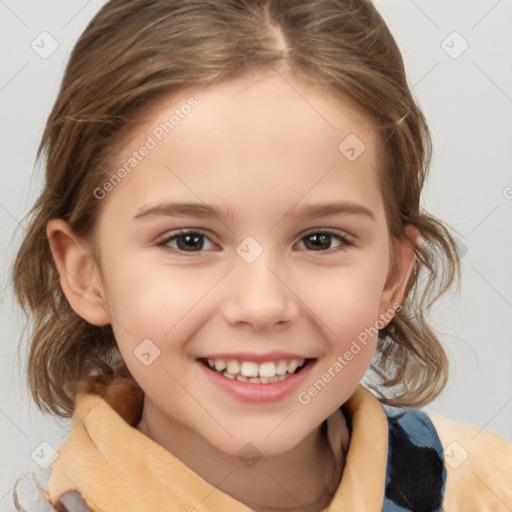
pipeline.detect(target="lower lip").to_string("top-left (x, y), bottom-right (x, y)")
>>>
top-left (196, 359), bottom-right (316, 403)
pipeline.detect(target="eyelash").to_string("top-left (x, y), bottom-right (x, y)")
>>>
top-left (156, 228), bottom-right (354, 255)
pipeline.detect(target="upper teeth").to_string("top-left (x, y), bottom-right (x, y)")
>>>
top-left (207, 358), bottom-right (305, 378)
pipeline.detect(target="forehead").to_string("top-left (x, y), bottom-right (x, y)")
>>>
top-left (100, 69), bottom-right (385, 224)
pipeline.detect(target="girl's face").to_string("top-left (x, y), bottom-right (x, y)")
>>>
top-left (89, 69), bottom-right (413, 457)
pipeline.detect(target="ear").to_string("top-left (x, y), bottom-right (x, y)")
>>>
top-left (378, 224), bottom-right (419, 322)
top-left (47, 219), bottom-right (111, 326)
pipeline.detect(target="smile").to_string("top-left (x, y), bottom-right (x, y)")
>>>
top-left (198, 357), bottom-right (311, 384)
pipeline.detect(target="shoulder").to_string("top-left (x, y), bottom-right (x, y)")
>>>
top-left (428, 411), bottom-right (512, 511)
top-left (383, 407), bottom-right (445, 512)
top-left (382, 407), bottom-right (512, 511)
top-left (4, 466), bottom-right (55, 511)
top-left (6, 465), bottom-right (92, 512)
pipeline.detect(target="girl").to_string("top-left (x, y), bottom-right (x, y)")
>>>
top-left (10, 0), bottom-right (512, 510)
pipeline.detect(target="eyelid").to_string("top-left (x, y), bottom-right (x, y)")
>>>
top-left (157, 227), bottom-right (210, 238)
top-left (298, 227), bottom-right (355, 243)
top-left (156, 228), bottom-right (217, 252)
top-left (295, 228), bottom-right (355, 252)
top-left (155, 227), bottom-right (355, 254)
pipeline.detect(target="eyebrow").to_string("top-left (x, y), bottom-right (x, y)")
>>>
top-left (133, 201), bottom-right (376, 222)
top-left (134, 202), bottom-right (235, 222)
top-left (298, 202), bottom-right (376, 221)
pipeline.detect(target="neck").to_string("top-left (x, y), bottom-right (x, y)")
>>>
top-left (136, 398), bottom-right (349, 512)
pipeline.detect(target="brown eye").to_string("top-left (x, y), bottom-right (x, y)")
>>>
top-left (175, 233), bottom-right (205, 251)
top-left (303, 233), bottom-right (332, 250)
top-left (297, 230), bottom-right (353, 252)
top-left (159, 230), bottom-right (215, 252)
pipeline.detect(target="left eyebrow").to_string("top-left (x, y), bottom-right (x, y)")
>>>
top-left (295, 201), bottom-right (376, 221)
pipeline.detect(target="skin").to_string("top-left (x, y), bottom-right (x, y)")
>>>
top-left (48, 68), bottom-right (418, 512)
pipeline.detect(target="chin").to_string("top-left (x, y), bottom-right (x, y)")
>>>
top-left (205, 428), bottom-right (308, 460)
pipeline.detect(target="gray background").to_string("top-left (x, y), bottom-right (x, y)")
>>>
top-left (1, 0), bottom-right (511, 501)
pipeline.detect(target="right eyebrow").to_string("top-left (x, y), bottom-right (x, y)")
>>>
top-left (133, 201), bottom-right (235, 222)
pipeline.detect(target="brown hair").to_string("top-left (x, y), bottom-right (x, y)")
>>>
top-left (13, 0), bottom-right (461, 418)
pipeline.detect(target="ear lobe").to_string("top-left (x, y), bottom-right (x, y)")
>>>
top-left (378, 225), bottom-right (419, 321)
top-left (47, 219), bottom-right (111, 326)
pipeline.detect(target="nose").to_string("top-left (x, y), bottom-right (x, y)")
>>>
top-left (221, 254), bottom-right (300, 331)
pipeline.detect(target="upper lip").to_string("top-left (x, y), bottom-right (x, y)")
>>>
top-left (197, 352), bottom-right (314, 363)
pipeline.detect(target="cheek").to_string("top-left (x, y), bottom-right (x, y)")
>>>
top-left (295, 267), bottom-right (384, 410)
top-left (102, 256), bottom-right (219, 349)
top-left (102, 262), bottom-right (203, 391)
top-left (299, 258), bottom-right (387, 337)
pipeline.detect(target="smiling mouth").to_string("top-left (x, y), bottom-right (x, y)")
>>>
top-left (197, 357), bottom-right (314, 384)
